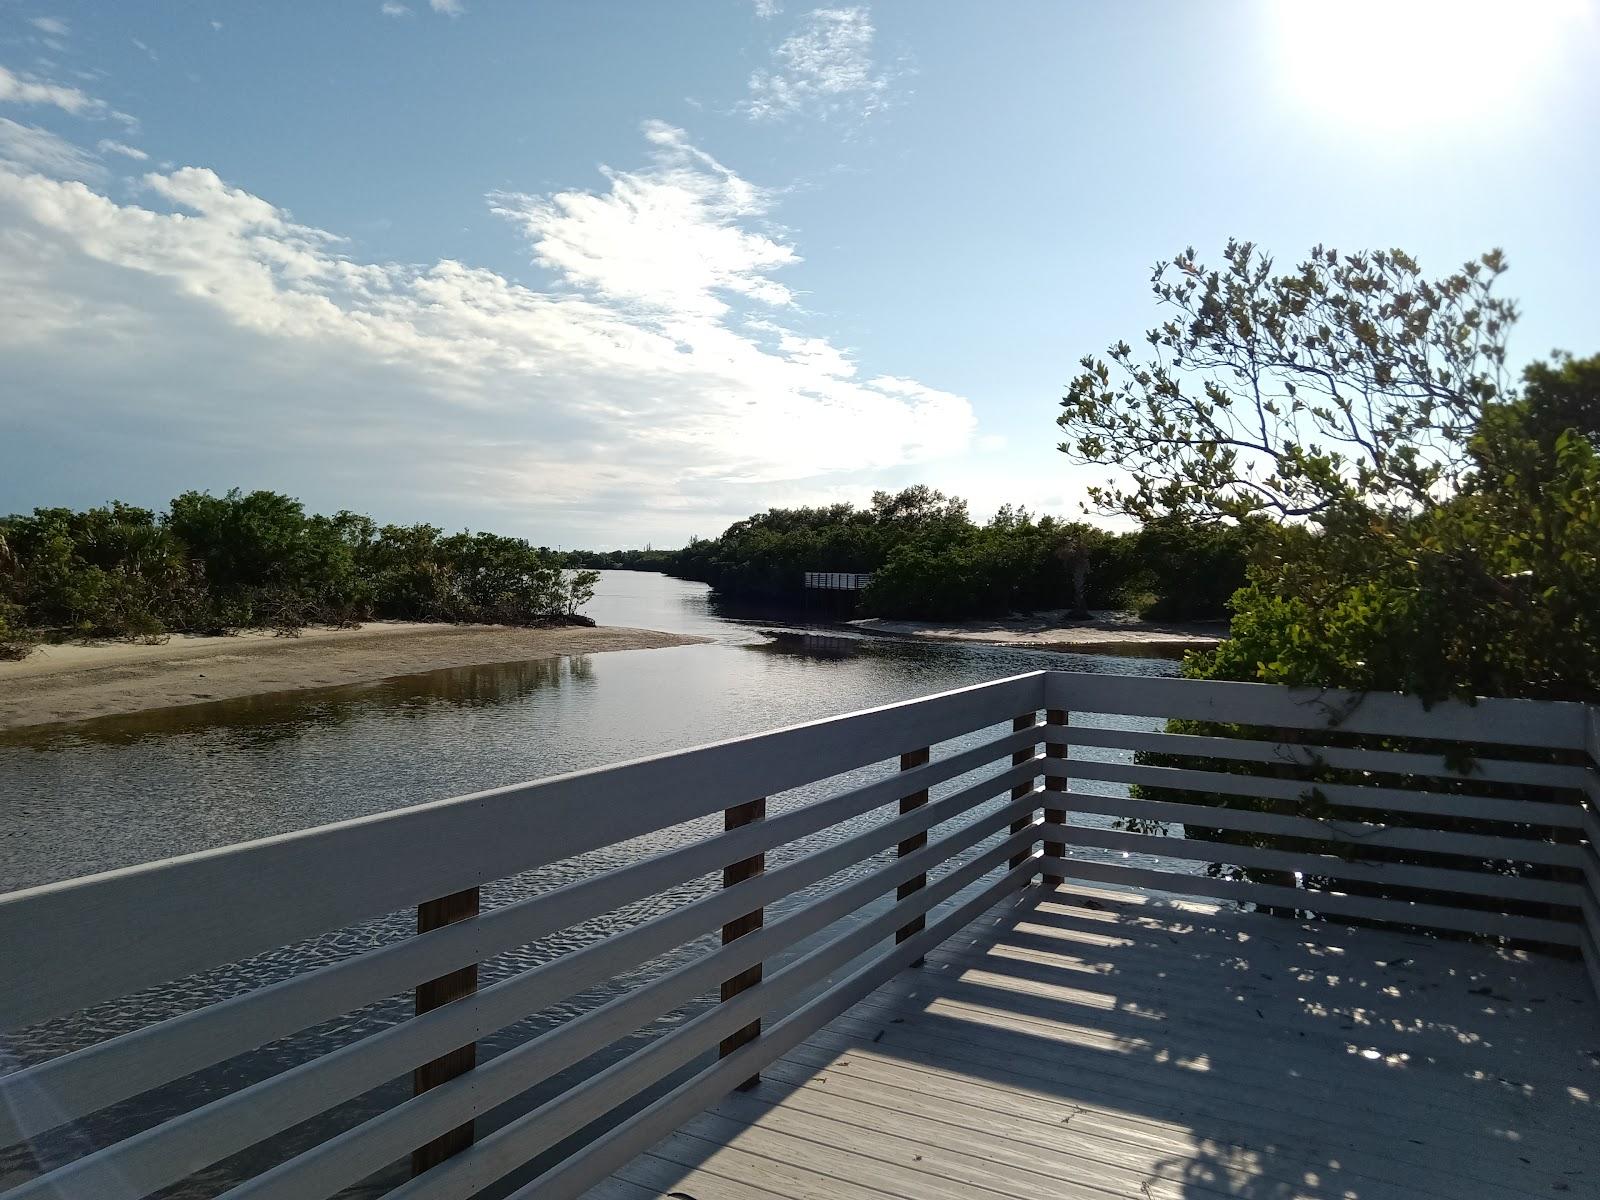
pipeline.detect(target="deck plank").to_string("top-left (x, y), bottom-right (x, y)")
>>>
top-left (841, 977), bottom-right (1595, 1138)
top-left (791, 1018), bottom-right (1562, 1200)
top-left (590, 882), bottom-right (1599, 1200)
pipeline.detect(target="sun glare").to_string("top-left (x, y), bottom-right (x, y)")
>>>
top-left (1273, 0), bottom-right (1587, 132)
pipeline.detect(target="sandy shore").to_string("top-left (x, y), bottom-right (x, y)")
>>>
top-left (848, 610), bottom-right (1226, 654)
top-left (0, 622), bottom-right (709, 731)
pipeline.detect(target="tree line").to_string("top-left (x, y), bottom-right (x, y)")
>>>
top-left (0, 490), bottom-right (599, 658)
top-left (658, 485), bottom-right (1253, 623)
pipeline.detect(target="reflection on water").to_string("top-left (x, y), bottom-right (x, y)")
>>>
top-left (748, 629), bottom-right (868, 661)
top-left (0, 572), bottom-right (1181, 1197)
top-left (4, 656), bottom-right (597, 751)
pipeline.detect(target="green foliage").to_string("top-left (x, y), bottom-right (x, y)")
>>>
top-left (1060, 240), bottom-right (1597, 702)
top-left (1512, 351), bottom-right (1600, 449)
top-left (562, 547), bottom-right (679, 572)
top-left (1, 502), bottom-right (196, 640)
top-left (433, 531), bottom-right (590, 623)
top-left (1064, 243), bottom-right (1600, 927)
top-left (667, 486), bottom-right (971, 603)
top-left (663, 486), bottom-right (1246, 622)
top-left (0, 490), bottom-right (598, 651)
top-left (563, 568), bottom-right (600, 615)
top-left (1185, 354), bottom-right (1600, 701)
top-left (863, 511), bottom-right (1120, 621)
top-left (0, 597), bottom-right (34, 660)
top-left (1059, 241), bottom-right (1516, 523)
top-left (1117, 518), bottom-right (1260, 621)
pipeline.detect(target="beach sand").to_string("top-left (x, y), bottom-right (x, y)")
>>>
top-left (848, 610), bottom-right (1225, 654)
top-left (0, 622), bottom-right (709, 730)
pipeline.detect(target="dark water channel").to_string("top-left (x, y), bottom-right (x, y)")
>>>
top-left (0, 572), bottom-right (1179, 1197)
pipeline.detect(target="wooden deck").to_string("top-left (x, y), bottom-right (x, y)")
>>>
top-left (590, 882), bottom-right (1600, 1200)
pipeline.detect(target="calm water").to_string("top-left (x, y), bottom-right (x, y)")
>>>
top-left (1, 571), bottom-right (1177, 889)
top-left (0, 572), bottom-right (1177, 1196)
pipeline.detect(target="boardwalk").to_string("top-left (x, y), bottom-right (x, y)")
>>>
top-left (594, 882), bottom-right (1599, 1200)
top-left (4, 671), bottom-right (1596, 1200)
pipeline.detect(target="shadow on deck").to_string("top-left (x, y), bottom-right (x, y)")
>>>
top-left (594, 882), bottom-right (1599, 1200)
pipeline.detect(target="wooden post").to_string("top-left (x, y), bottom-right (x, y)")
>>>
top-left (1043, 709), bottom-right (1068, 886)
top-left (719, 797), bottom-right (765, 1091)
top-left (1010, 712), bottom-right (1040, 869)
top-left (896, 747), bottom-right (932, 966)
top-left (411, 886), bottom-right (480, 1177)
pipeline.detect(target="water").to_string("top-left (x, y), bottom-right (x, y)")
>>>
top-left (0, 572), bottom-right (1179, 1196)
top-left (1, 571), bottom-right (1178, 888)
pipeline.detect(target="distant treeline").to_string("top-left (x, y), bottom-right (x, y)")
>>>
top-left (0, 490), bottom-right (599, 658)
top-left (562, 547), bottom-right (681, 572)
top-left (638, 485), bottom-right (1253, 622)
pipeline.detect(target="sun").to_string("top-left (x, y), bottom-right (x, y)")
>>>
top-left (1271, 0), bottom-right (1588, 132)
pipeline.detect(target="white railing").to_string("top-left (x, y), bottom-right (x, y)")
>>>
top-left (1, 670), bottom-right (1597, 1200)
top-left (1040, 674), bottom-right (1599, 957)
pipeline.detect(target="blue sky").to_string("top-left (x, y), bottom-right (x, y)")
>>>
top-left (1, 1), bottom-right (1597, 547)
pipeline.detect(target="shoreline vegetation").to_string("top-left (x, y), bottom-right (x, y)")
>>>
top-left (0, 480), bottom-right (1242, 732)
top-left (574, 486), bottom-right (1253, 626)
top-left (0, 489), bottom-right (603, 661)
top-left (0, 621), bottom-right (708, 732)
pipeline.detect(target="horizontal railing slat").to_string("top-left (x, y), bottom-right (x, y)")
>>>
top-left (399, 855), bottom-right (1042, 1200)
top-left (216, 804), bottom-right (1039, 1200)
top-left (0, 671), bottom-right (1047, 1031)
top-left (1048, 673), bottom-right (1589, 748)
top-left (1045, 822), bottom-right (1582, 907)
top-left (4, 767), bottom-right (1037, 1200)
top-left (1049, 758), bottom-right (1585, 828)
top-left (0, 724), bottom-right (1041, 1146)
top-left (1058, 791), bottom-right (1584, 867)
top-left (1052, 726), bottom-right (1590, 791)
top-left (1041, 857), bottom-right (1582, 946)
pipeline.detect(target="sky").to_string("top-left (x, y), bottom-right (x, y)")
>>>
top-left (1, 1), bottom-right (1597, 548)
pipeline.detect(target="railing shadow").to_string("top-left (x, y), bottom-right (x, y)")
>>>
top-left (620, 882), bottom-right (1597, 1199)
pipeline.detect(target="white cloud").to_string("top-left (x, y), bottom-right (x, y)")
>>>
top-left (96, 138), bottom-right (147, 161)
top-left (0, 117), bottom-right (100, 179)
top-left (491, 121), bottom-right (797, 319)
top-left (0, 64), bottom-right (107, 116)
top-left (28, 16), bottom-right (70, 37)
top-left (744, 7), bottom-right (890, 122)
top-left (0, 124), bottom-right (973, 541)
top-left (752, 0), bottom-right (781, 16)
top-left (380, 2), bottom-right (411, 16)
top-left (429, 0), bottom-right (464, 15)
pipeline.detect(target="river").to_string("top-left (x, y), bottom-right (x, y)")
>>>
top-left (0, 571), bottom-right (1179, 1196)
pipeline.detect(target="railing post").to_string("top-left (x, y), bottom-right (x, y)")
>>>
top-left (1043, 709), bottom-right (1068, 886)
top-left (411, 886), bottom-right (480, 1176)
top-left (896, 746), bottom-right (932, 966)
top-left (1010, 712), bottom-right (1041, 870)
top-left (719, 797), bottom-right (765, 1091)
